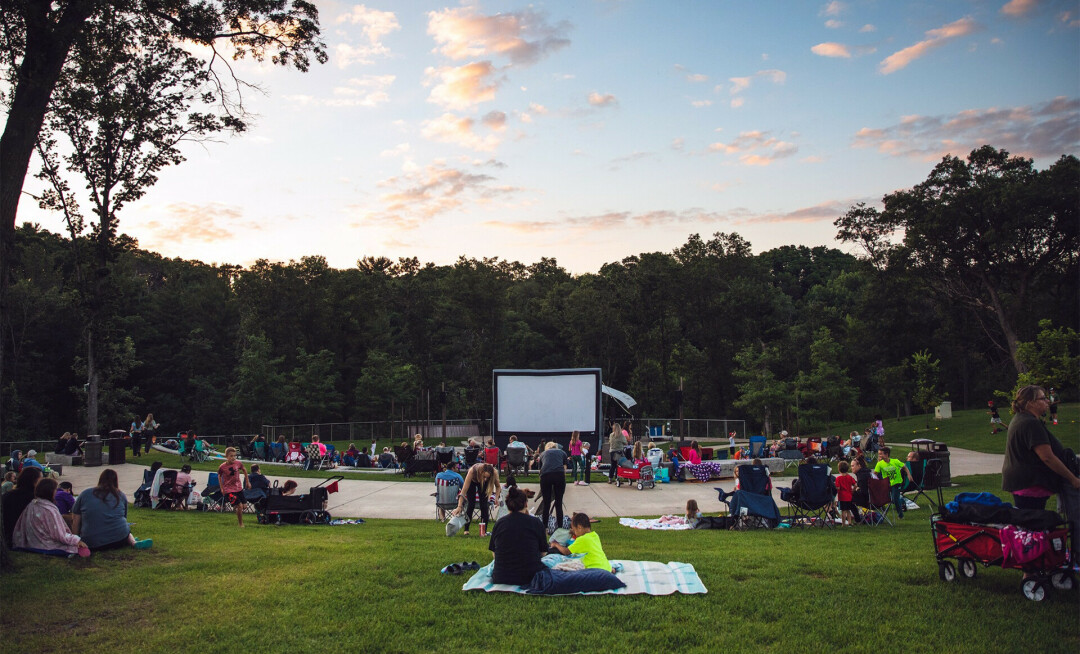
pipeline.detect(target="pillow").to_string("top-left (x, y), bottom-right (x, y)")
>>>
top-left (526, 568), bottom-right (626, 595)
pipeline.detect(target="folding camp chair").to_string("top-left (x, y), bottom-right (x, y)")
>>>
top-left (252, 441), bottom-right (267, 460)
top-left (483, 447), bottom-right (500, 469)
top-left (396, 446), bottom-right (417, 476)
top-left (505, 447), bottom-right (528, 476)
top-left (285, 442), bottom-right (304, 467)
top-left (778, 449), bottom-right (804, 470)
top-left (903, 458), bottom-right (941, 512)
top-left (748, 435), bottom-right (767, 458)
top-left (714, 465), bottom-right (780, 530)
top-left (156, 470), bottom-right (179, 510)
top-left (781, 463), bottom-right (836, 528)
top-left (133, 469), bottom-right (155, 508)
top-left (270, 442), bottom-right (285, 462)
top-left (463, 446), bottom-right (481, 467)
top-left (435, 478), bottom-right (461, 521)
top-left (434, 446), bottom-right (456, 470)
top-left (865, 477), bottom-right (894, 526)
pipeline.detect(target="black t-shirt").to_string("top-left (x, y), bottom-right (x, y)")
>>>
top-left (1002, 412), bottom-right (1065, 492)
top-left (488, 511), bottom-right (547, 586)
top-left (249, 473), bottom-right (270, 491)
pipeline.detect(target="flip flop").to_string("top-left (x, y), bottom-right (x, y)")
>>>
top-left (460, 561), bottom-right (480, 571)
top-left (440, 564), bottom-right (462, 575)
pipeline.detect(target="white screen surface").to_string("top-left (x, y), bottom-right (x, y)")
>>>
top-left (495, 372), bottom-right (598, 433)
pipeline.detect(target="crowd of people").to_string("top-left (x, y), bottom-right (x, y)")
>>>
top-left (2, 467), bottom-right (151, 557)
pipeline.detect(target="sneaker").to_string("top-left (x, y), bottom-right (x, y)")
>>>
top-left (133, 538), bottom-right (153, 550)
top-left (579, 482), bottom-right (589, 486)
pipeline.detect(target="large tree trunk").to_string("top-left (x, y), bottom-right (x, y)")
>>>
top-left (86, 330), bottom-right (99, 437)
top-left (0, 1), bottom-right (95, 418)
top-left (979, 272), bottom-right (1025, 374)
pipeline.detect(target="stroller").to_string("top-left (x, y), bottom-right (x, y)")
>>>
top-left (613, 460), bottom-right (656, 490)
top-left (931, 488), bottom-right (1074, 601)
top-left (257, 476), bottom-right (342, 525)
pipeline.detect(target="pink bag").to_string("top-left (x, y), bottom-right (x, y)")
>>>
top-left (1000, 525), bottom-right (1048, 565)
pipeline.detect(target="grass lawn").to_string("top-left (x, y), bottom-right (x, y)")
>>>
top-left (801, 403), bottom-right (1080, 455)
top-left (1, 473), bottom-right (1076, 654)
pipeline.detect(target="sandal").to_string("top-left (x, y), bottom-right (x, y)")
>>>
top-left (460, 561), bottom-right (480, 571)
top-left (441, 564), bottom-right (462, 575)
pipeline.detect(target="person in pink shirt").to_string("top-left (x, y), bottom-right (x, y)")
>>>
top-left (312, 434), bottom-right (327, 457)
top-left (217, 447), bottom-right (250, 527)
top-left (569, 431), bottom-right (584, 484)
top-left (686, 441), bottom-right (702, 465)
top-left (13, 478), bottom-right (87, 557)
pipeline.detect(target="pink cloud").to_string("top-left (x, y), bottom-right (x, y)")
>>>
top-left (879, 17), bottom-right (980, 74)
top-left (812, 42), bottom-right (852, 58)
top-left (142, 203), bottom-right (252, 245)
top-left (587, 92), bottom-right (618, 107)
top-left (421, 113), bottom-right (502, 152)
top-left (360, 162), bottom-right (520, 229)
top-left (1001, 0), bottom-right (1039, 17)
top-left (708, 130), bottom-right (798, 165)
top-left (425, 62), bottom-right (501, 109)
top-left (427, 6), bottom-right (570, 66)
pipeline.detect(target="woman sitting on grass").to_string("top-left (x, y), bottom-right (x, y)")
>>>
top-left (489, 486), bottom-right (547, 586)
top-left (12, 477), bottom-right (86, 557)
top-left (72, 469), bottom-right (151, 551)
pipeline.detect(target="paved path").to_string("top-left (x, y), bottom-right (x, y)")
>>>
top-left (54, 447), bottom-right (1004, 520)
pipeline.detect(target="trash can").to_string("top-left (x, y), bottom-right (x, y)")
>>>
top-left (108, 437), bottom-right (127, 465)
top-left (930, 442), bottom-right (951, 487)
top-left (83, 440), bottom-right (103, 467)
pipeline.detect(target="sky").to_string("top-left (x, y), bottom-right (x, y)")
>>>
top-left (14, 0), bottom-right (1080, 273)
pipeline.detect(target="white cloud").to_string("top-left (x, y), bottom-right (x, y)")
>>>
top-left (860, 24), bottom-right (877, 33)
top-left (821, 2), bottom-right (845, 17)
top-left (730, 97), bottom-right (745, 108)
top-left (708, 130), bottom-right (798, 165)
top-left (587, 92), bottom-right (618, 107)
top-left (825, 19), bottom-right (843, 29)
top-left (333, 6), bottom-right (400, 68)
top-left (421, 113), bottom-right (502, 152)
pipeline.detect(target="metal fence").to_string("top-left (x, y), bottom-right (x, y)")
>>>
top-left (260, 419), bottom-right (492, 445)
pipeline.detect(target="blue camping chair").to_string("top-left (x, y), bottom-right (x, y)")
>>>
top-left (715, 464), bottom-right (780, 529)
top-left (749, 435), bottom-right (767, 458)
top-left (780, 463), bottom-right (836, 528)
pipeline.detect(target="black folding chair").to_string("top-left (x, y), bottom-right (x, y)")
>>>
top-left (781, 464), bottom-right (836, 528)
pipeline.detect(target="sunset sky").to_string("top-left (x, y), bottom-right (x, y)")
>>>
top-left (15, 0), bottom-right (1080, 273)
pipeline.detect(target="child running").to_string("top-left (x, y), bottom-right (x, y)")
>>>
top-left (835, 460), bottom-right (857, 526)
top-left (217, 447), bottom-right (251, 527)
top-left (549, 512), bottom-right (612, 573)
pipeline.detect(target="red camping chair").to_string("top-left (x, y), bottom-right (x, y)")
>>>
top-left (484, 447), bottom-right (502, 470)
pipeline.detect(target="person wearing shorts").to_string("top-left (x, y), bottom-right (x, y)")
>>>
top-left (834, 460), bottom-right (857, 526)
top-left (217, 447), bottom-right (250, 527)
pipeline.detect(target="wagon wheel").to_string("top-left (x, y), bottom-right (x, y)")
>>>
top-left (938, 561), bottom-right (955, 582)
top-left (301, 511), bottom-right (316, 525)
top-left (959, 559), bottom-right (977, 579)
top-left (637, 481), bottom-right (643, 490)
top-left (1050, 571), bottom-right (1075, 591)
top-left (615, 478), bottom-right (622, 487)
top-left (1022, 578), bottom-right (1046, 601)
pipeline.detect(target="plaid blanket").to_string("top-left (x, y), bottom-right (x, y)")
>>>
top-left (462, 554), bottom-right (707, 595)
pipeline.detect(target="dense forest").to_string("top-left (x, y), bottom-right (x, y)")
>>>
top-left (2, 149), bottom-right (1077, 441)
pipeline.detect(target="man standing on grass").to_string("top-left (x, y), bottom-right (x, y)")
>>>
top-left (218, 447), bottom-right (251, 527)
top-left (874, 446), bottom-right (908, 519)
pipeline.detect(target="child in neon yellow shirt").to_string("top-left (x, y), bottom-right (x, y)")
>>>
top-left (549, 512), bottom-right (612, 572)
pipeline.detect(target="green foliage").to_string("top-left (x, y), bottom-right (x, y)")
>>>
top-left (1014, 319), bottom-right (1080, 394)
top-left (227, 332), bottom-right (285, 430)
top-left (733, 343), bottom-right (788, 436)
top-left (794, 327), bottom-right (856, 432)
top-left (353, 350), bottom-right (418, 421)
top-left (911, 349), bottom-right (945, 418)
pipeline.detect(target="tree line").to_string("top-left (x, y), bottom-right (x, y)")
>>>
top-left (3, 146), bottom-right (1076, 440)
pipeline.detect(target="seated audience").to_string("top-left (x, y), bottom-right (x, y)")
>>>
top-left (2, 467), bottom-right (44, 547)
top-left (21, 449), bottom-right (44, 471)
top-left (54, 481), bottom-right (76, 515)
top-left (55, 432), bottom-right (72, 454)
top-left (72, 469), bottom-right (150, 551)
top-left (646, 442), bottom-right (664, 468)
top-left (489, 486), bottom-right (547, 586)
top-left (248, 464), bottom-right (270, 491)
top-left (436, 463), bottom-right (464, 488)
top-left (1, 471), bottom-right (16, 495)
top-left (12, 477), bottom-right (86, 557)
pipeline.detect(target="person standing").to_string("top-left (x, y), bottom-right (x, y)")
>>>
top-left (129, 416), bottom-right (143, 458)
top-left (1048, 388), bottom-right (1060, 426)
top-left (873, 447), bottom-right (908, 519)
top-left (141, 413), bottom-right (159, 454)
top-left (1002, 385), bottom-right (1080, 567)
top-left (538, 442), bottom-right (569, 533)
top-left (607, 422), bottom-right (627, 484)
top-left (581, 441), bottom-right (592, 486)
top-left (568, 431), bottom-right (583, 484)
top-left (217, 447), bottom-right (251, 527)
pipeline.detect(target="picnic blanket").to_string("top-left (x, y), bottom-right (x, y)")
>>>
top-left (619, 516), bottom-right (694, 530)
top-left (463, 554), bottom-right (707, 595)
top-left (684, 461), bottom-right (724, 482)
